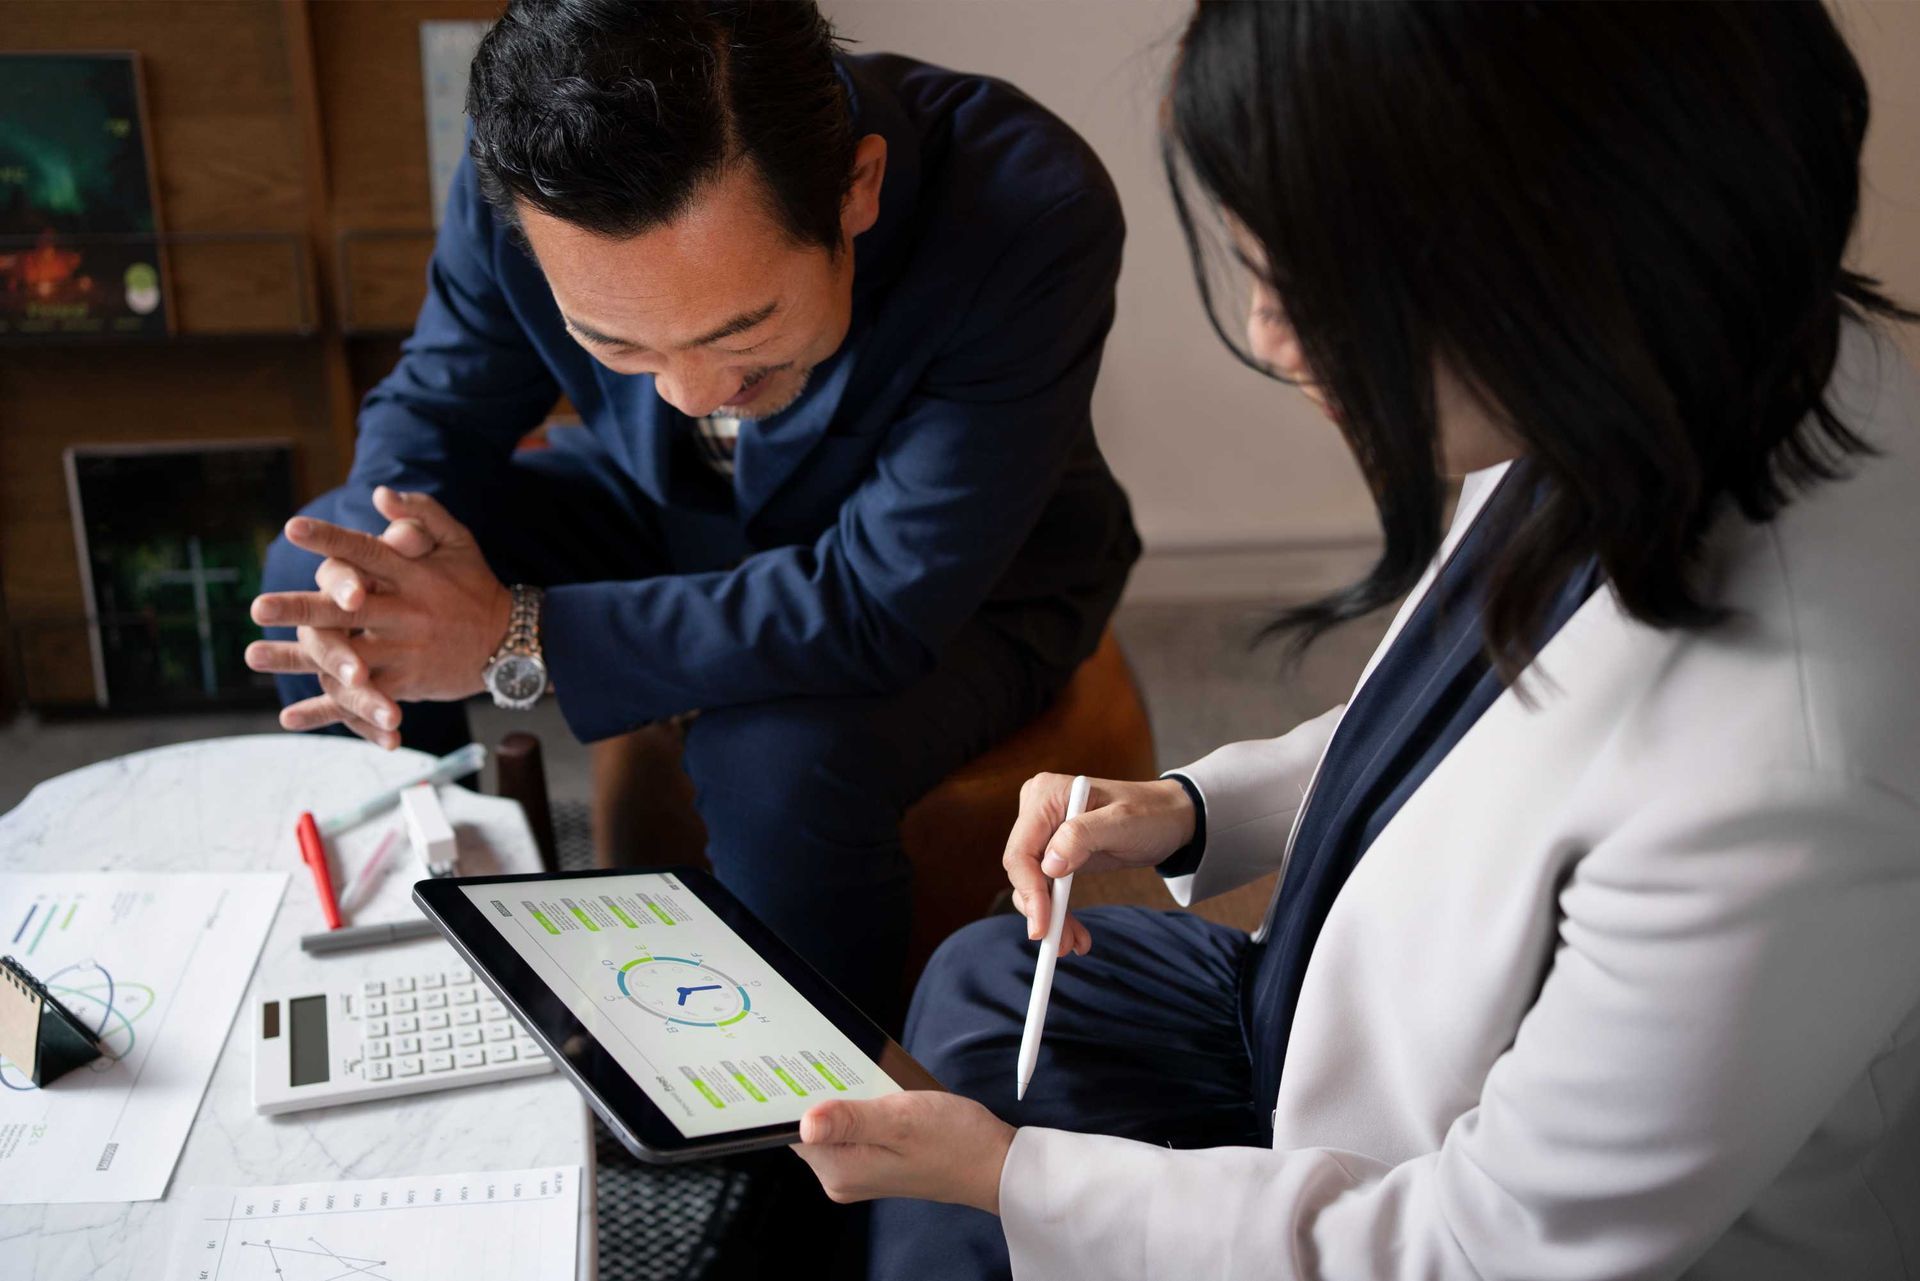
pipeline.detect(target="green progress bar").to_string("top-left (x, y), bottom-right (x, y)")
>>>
top-left (29, 904), bottom-right (55, 954)
top-left (605, 900), bottom-right (640, 929)
top-left (813, 1062), bottom-right (846, 1091)
top-left (60, 903), bottom-right (77, 930)
top-left (717, 1011), bottom-right (747, 1027)
top-left (529, 909), bottom-right (561, 935)
top-left (732, 1073), bottom-right (767, 1103)
top-left (773, 1067), bottom-right (807, 1097)
top-left (692, 1077), bottom-right (725, 1109)
top-left (569, 906), bottom-right (600, 932)
top-left (645, 899), bottom-right (676, 926)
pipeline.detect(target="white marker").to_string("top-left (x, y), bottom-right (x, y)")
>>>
top-left (1016, 773), bottom-right (1090, 1102)
top-left (400, 783), bottom-right (459, 878)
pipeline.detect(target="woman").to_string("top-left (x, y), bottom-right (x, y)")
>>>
top-left (795, 3), bottom-right (1920, 1277)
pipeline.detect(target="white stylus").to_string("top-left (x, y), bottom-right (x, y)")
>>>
top-left (1016, 773), bottom-right (1090, 1102)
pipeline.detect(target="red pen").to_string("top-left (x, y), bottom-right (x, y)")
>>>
top-left (296, 810), bottom-right (344, 929)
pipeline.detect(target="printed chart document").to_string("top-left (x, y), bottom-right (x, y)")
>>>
top-left (0, 872), bottom-right (285, 1203)
top-left (464, 872), bottom-right (899, 1137)
top-left (167, 1166), bottom-right (580, 1281)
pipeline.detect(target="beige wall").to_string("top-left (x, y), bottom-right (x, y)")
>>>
top-left (1838, 0), bottom-right (1920, 359)
top-left (824, 0), bottom-right (1920, 557)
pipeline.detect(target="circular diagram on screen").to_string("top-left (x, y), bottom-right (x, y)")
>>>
top-left (616, 955), bottom-right (751, 1027)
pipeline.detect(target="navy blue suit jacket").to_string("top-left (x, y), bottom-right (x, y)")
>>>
top-left (337, 54), bottom-right (1138, 742)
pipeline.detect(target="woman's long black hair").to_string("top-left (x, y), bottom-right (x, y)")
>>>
top-left (1166, 0), bottom-right (1912, 678)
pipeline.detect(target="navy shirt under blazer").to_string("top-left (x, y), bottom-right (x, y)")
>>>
top-left (1175, 472), bottom-right (1602, 1114)
top-left (333, 54), bottom-right (1138, 743)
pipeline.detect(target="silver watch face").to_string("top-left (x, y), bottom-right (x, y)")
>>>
top-left (487, 654), bottom-right (547, 706)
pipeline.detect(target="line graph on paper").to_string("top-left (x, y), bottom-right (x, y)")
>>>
top-left (170, 1168), bottom-right (579, 1281)
top-left (234, 1235), bottom-right (391, 1281)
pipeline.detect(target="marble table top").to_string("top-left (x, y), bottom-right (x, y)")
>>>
top-left (0, 734), bottom-right (596, 1280)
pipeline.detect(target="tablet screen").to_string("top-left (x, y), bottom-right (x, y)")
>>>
top-left (459, 871), bottom-right (899, 1137)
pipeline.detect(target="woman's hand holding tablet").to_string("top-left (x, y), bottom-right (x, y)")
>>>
top-left (413, 867), bottom-right (940, 1163)
top-left (794, 1090), bottom-right (1013, 1213)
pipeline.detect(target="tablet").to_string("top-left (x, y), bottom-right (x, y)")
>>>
top-left (413, 867), bottom-right (939, 1162)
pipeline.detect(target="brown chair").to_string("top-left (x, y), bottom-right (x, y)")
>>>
top-left (897, 631), bottom-right (1277, 950)
top-left (588, 627), bottom-right (1166, 983)
top-left (896, 627), bottom-right (1158, 977)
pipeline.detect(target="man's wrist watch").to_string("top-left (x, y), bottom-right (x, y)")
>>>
top-left (482, 584), bottom-right (547, 710)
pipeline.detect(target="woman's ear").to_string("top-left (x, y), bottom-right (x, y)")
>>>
top-left (1246, 287), bottom-right (1308, 383)
top-left (840, 134), bottom-right (889, 241)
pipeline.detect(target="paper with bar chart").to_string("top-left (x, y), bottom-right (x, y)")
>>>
top-left (462, 872), bottom-right (899, 1138)
top-left (167, 1165), bottom-right (579, 1281)
top-left (0, 871), bottom-right (285, 1203)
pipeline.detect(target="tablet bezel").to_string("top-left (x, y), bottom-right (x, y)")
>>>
top-left (413, 866), bottom-right (938, 1163)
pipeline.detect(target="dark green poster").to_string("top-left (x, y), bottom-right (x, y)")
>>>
top-left (0, 53), bottom-right (168, 337)
top-left (67, 444), bottom-right (292, 709)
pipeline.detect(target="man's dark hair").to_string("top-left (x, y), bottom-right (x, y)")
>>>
top-left (467, 0), bottom-right (855, 251)
top-left (1166, 0), bottom-right (1913, 680)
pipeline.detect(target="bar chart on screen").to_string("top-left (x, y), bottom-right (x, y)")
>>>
top-left (167, 1166), bottom-right (580, 1281)
top-left (465, 871), bottom-right (901, 1139)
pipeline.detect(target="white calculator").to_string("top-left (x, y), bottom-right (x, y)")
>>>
top-left (252, 963), bottom-right (554, 1114)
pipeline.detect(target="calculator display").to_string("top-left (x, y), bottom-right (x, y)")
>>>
top-left (287, 994), bottom-right (330, 1086)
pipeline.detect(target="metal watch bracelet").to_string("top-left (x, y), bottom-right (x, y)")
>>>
top-left (499, 584), bottom-right (543, 658)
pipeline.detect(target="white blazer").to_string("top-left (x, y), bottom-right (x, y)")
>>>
top-left (997, 322), bottom-right (1920, 1281)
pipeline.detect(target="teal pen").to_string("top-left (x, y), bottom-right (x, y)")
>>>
top-left (316, 743), bottom-right (487, 837)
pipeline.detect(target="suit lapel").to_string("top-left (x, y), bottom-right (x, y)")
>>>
top-left (731, 319), bottom-right (866, 520)
top-left (1247, 463), bottom-right (1516, 941)
top-left (608, 370), bottom-right (680, 505)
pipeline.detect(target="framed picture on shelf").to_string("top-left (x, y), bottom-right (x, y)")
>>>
top-left (64, 441), bottom-right (294, 711)
top-left (419, 20), bottom-right (491, 228)
top-left (0, 51), bottom-right (171, 338)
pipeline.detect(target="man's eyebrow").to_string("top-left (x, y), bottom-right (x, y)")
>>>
top-left (684, 300), bottom-right (779, 348)
top-left (562, 315), bottom-right (643, 349)
top-left (561, 300), bottom-right (779, 352)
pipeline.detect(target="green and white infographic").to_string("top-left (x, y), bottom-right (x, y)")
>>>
top-left (463, 873), bottom-right (898, 1137)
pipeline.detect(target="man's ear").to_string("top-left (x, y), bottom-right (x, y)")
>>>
top-left (840, 134), bottom-right (888, 241)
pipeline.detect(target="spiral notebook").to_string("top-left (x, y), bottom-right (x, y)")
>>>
top-left (0, 955), bottom-right (104, 1088)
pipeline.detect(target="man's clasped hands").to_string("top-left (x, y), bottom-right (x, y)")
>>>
top-left (244, 487), bottom-right (515, 749)
top-left (244, 486), bottom-right (1029, 1213)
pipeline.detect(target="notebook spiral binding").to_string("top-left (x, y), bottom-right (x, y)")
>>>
top-left (1, 954), bottom-right (106, 1088)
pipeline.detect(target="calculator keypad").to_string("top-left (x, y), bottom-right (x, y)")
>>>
top-left (350, 967), bottom-right (548, 1087)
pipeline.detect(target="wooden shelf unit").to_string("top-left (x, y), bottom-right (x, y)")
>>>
top-left (1, 0), bottom-right (505, 708)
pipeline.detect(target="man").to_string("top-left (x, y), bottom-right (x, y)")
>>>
top-left (247, 0), bottom-right (1137, 1024)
